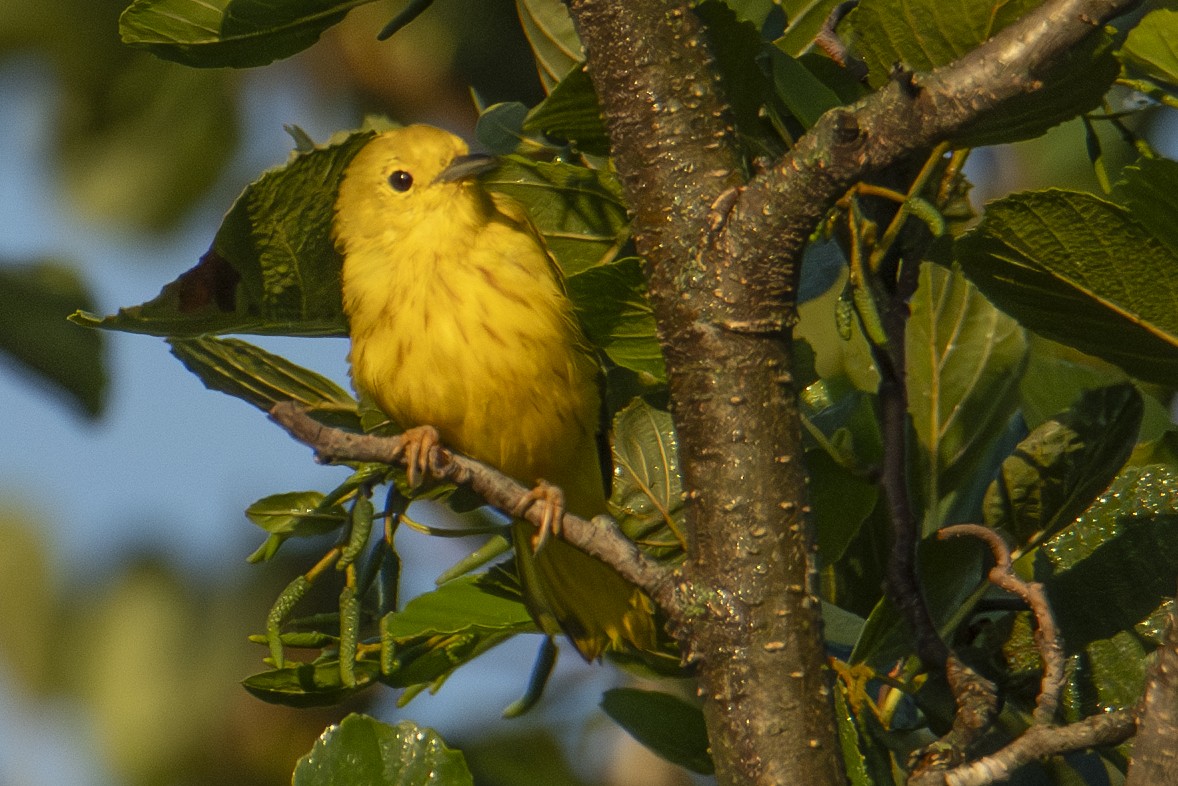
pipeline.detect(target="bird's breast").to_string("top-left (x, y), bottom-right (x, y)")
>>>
top-left (341, 224), bottom-right (601, 490)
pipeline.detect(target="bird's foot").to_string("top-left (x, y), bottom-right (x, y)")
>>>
top-left (513, 480), bottom-right (565, 550)
top-left (396, 425), bottom-right (442, 488)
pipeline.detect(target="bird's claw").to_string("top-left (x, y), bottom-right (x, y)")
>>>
top-left (397, 425), bottom-right (441, 488)
top-left (514, 480), bottom-right (565, 551)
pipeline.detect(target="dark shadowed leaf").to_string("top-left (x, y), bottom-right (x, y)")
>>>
top-left (120, 0), bottom-right (375, 68)
top-left (567, 258), bottom-right (665, 382)
top-left (849, 0), bottom-right (1117, 145)
top-left (956, 190), bottom-right (1178, 386)
top-left (243, 660), bottom-right (380, 708)
top-left (849, 0), bottom-right (1041, 85)
top-left (984, 384), bottom-right (1142, 554)
top-left (523, 64), bottom-right (610, 156)
top-left (1112, 156), bottom-right (1178, 257)
top-left (601, 689), bottom-right (713, 774)
top-left (0, 261), bottom-right (107, 417)
top-left (292, 714), bottom-right (473, 786)
top-left (1039, 465), bottom-right (1178, 653)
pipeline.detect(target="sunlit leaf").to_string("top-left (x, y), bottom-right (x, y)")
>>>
top-left (567, 258), bottom-right (665, 382)
top-left (600, 689), bottom-right (713, 775)
top-left (514, 0), bottom-right (582, 93)
top-left (907, 262), bottom-right (1027, 531)
top-left (120, 0), bottom-right (375, 68)
top-left (608, 399), bottom-right (684, 556)
top-left (486, 157), bottom-right (630, 276)
top-left (984, 384), bottom-right (1142, 554)
top-left (777, 0), bottom-right (845, 57)
top-left (0, 261), bottom-right (107, 417)
top-left (167, 336), bottom-right (360, 425)
top-left (382, 573), bottom-right (536, 640)
top-left (292, 715), bottom-right (473, 786)
top-left (956, 190), bottom-right (1178, 386)
top-left (1118, 9), bottom-right (1178, 95)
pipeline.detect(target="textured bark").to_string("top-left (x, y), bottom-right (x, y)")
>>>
top-left (1125, 599), bottom-right (1178, 786)
top-left (562, 0), bottom-right (1143, 784)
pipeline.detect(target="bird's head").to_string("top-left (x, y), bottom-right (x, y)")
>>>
top-left (334, 125), bottom-right (497, 243)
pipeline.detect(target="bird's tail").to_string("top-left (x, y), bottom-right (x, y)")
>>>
top-left (513, 521), bottom-right (657, 661)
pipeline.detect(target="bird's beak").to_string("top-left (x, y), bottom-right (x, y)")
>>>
top-left (436, 153), bottom-right (498, 183)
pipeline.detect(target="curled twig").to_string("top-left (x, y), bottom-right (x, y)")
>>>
top-left (268, 402), bottom-right (681, 620)
top-left (940, 524), bottom-right (1065, 725)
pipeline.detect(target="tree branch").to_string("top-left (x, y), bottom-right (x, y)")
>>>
top-left (1124, 591), bottom-right (1178, 785)
top-left (267, 402), bottom-right (681, 619)
top-left (562, 1), bottom-right (1139, 784)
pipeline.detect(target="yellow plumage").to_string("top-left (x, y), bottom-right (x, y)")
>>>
top-left (333, 125), bottom-right (654, 659)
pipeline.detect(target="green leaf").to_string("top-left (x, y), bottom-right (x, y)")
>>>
top-left (849, 0), bottom-right (1117, 146)
top-left (243, 660), bottom-right (380, 708)
top-left (120, 0), bottom-right (374, 68)
top-left (0, 261), bottom-right (107, 417)
top-left (600, 689), bottom-right (713, 775)
top-left (951, 33), bottom-right (1119, 148)
top-left (907, 262), bottom-right (1027, 532)
top-left (1118, 9), bottom-right (1178, 95)
top-left (567, 258), bottom-right (665, 382)
top-left (608, 399), bottom-right (684, 557)
top-left (475, 102), bottom-right (532, 156)
top-left (514, 0), bottom-right (582, 93)
top-left (777, 0), bottom-right (845, 57)
top-left (956, 190), bottom-right (1178, 386)
top-left (1038, 465), bottom-right (1178, 652)
top-left (75, 131), bottom-right (373, 337)
top-left (383, 573), bottom-right (537, 640)
top-left (485, 157), bottom-right (630, 276)
top-left (1112, 156), bottom-right (1178, 258)
top-left (292, 715), bottom-right (473, 786)
top-left (167, 336), bottom-right (360, 423)
top-left (1018, 336), bottom-right (1127, 430)
top-left (984, 384), bottom-right (1142, 554)
top-left (764, 45), bottom-right (844, 129)
top-left (246, 491), bottom-right (347, 536)
top-left (849, 0), bottom-right (1041, 86)
top-left (523, 64), bottom-right (610, 156)
top-left (808, 449), bottom-right (878, 561)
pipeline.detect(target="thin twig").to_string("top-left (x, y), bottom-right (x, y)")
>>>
top-left (910, 709), bottom-right (1136, 786)
top-left (268, 402), bottom-right (681, 620)
top-left (940, 525), bottom-right (1066, 725)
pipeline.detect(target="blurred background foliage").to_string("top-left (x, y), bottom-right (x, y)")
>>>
top-left (0, 0), bottom-right (1174, 784)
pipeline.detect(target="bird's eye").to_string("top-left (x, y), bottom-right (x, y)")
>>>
top-left (388, 170), bottom-right (413, 192)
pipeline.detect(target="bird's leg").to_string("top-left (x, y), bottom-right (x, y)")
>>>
top-left (513, 479), bottom-right (565, 550)
top-left (396, 425), bottom-right (441, 488)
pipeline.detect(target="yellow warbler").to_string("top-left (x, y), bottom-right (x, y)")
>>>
top-left (333, 125), bottom-right (655, 659)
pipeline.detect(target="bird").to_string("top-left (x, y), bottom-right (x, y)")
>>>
top-left (332, 124), bottom-right (655, 660)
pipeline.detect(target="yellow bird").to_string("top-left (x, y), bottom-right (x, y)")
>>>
top-left (333, 125), bottom-right (655, 659)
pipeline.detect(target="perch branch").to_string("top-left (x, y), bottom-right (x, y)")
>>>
top-left (268, 402), bottom-right (681, 620)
